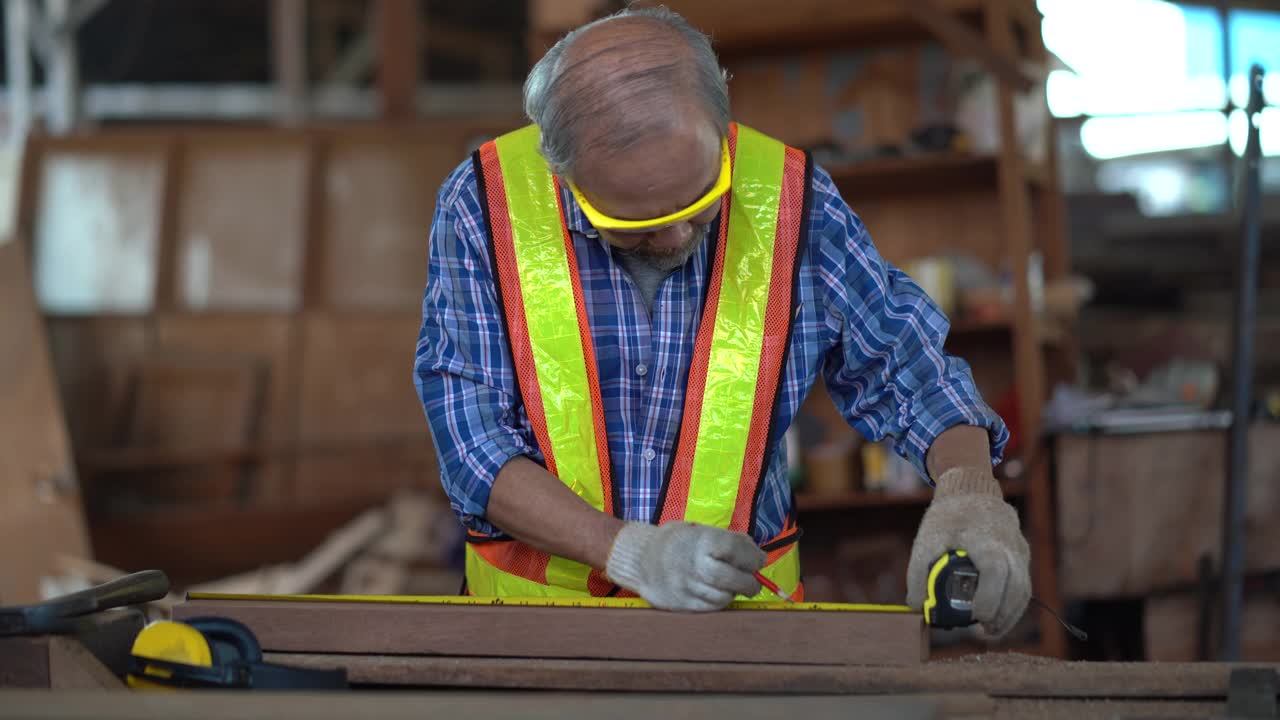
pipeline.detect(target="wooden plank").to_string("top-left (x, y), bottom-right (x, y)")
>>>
top-left (1146, 592), bottom-right (1280, 662)
top-left (271, 0), bottom-right (308, 125)
top-left (375, 0), bottom-right (420, 120)
top-left (0, 637), bottom-right (50, 688)
top-left (123, 355), bottom-right (262, 450)
top-left (296, 312), bottom-right (426, 442)
top-left (174, 134), bottom-right (309, 311)
top-left (102, 352), bottom-right (265, 505)
top-left (45, 316), bottom-right (151, 455)
top-left (261, 652), bottom-right (1280, 699)
top-left (0, 690), bottom-right (956, 720)
top-left (322, 136), bottom-right (440, 308)
top-left (79, 437), bottom-right (431, 472)
top-left (294, 311), bottom-right (435, 498)
top-left (174, 599), bottom-right (928, 666)
top-left (0, 610), bottom-right (139, 689)
top-left (90, 500), bottom-right (380, 586)
top-left (154, 313), bottom-right (293, 500)
top-left (46, 637), bottom-right (123, 690)
top-left (0, 239), bottom-right (92, 605)
top-left (1055, 427), bottom-right (1280, 598)
top-left (153, 139), bottom-right (182, 311)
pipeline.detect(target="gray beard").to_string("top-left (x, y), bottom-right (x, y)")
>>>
top-left (615, 224), bottom-right (708, 273)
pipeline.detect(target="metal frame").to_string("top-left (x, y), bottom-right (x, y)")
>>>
top-left (1219, 61), bottom-right (1266, 662)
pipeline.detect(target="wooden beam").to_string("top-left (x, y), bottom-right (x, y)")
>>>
top-left (89, 501), bottom-right (381, 586)
top-left (271, 0), bottom-right (307, 125)
top-left (43, 0), bottom-right (81, 133)
top-left (263, 652), bottom-right (1280, 699)
top-left (375, 0), bottom-right (420, 120)
top-left (175, 598), bottom-right (928, 666)
top-left (904, 0), bottom-right (1034, 94)
top-left (5, 0), bottom-right (33, 145)
top-left (0, 610), bottom-right (140, 689)
top-left (0, 690), bottom-right (963, 720)
top-left (982, 0), bottom-right (1064, 659)
top-left (0, 239), bottom-right (92, 605)
top-left (152, 138), bottom-right (182, 311)
top-left (46, 637), bottom-right (123, 690)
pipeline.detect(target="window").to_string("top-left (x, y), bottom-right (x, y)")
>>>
top-left (1044, 0), bottom-right (1276, 157)
top-left (1040, 0), bottom-right (1278, 213)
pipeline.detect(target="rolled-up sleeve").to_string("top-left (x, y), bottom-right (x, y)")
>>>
top-left (414, 160), bottom-right (539, 535)
top-left (812, 168), bottom-right (1009, 482)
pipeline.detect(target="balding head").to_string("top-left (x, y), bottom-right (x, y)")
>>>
top-left (523, 7), bottom-right (730, 182)
top-left (522, 8), bottom-right (730, 267)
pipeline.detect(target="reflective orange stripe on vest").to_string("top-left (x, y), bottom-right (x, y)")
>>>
top-left (468, 122), bottom-right (811, 598)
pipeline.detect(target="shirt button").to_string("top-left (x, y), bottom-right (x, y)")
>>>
top-left (642, 448), bottom-right (656, 462)
top-left (635, 364), bottom-right (648, 377)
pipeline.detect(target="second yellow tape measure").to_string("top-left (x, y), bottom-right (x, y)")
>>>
top-left (187, 591), bottom-right (913, 614)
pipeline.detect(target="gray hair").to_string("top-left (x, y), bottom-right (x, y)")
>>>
top-left (522, 5), bottom-right (731, 180)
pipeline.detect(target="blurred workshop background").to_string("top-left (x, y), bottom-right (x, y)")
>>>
top-left (1, 0), bottom-right (1277, 664)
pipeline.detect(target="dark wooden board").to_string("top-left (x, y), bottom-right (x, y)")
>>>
top-left (0, 637), bottom-right (49, 688)
top-left (263, 651), bottom-right (1280, 700)
top-left (0, 608), bottom-right (141, 689)
top-left (91, 501), bottom-right (379, 586)
top-left (0, 690), bottom-right (958, 720)
top-left (0, 240), bottom-right (92, 605)
top-left (46, 637), bottom-right (123, 690)
top-left (1055, 426), bottom-right (1280, 598)
top-left (175, 599), bottom-right (927, 666)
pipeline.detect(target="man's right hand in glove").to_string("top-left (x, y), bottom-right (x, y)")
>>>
top-left (485, 456), bottom-right (764, 611)
top-left (605, 521), bottom-right (765, 611)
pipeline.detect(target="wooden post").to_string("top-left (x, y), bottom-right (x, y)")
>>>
top-left (43, 0), bottom-right (81, 134)
top-left (281, 136), bottom-right (328, 499)
top-left (984, 0), bottom-right (1067, 659)
top-left (5, 0), bottom-right (33, 146)
top-left (153, 139), bottom-right (183, 312)
top-left (375, 0), bottom-right (421, 120)
top-left (272, 0), bottom-right (308, 125)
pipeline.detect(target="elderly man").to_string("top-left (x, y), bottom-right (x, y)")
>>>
top-left (415, 7), bottom-right (1031, 637)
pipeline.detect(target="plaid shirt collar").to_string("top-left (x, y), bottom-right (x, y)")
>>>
top-left (557, 184), bottom-right (599, 238)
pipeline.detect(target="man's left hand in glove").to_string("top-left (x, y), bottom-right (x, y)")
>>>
top-left (905, 426), bottom-right (1031, 639)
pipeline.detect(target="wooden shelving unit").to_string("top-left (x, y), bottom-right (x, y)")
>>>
top-left (825, 153), bottom-right (1050, 196)
top-left (655, 0), bottom-right (1074, 659)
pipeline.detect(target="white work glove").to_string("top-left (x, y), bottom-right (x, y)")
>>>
top-left (605, 521), bottom-right (765, 611)
top-left (905, 467), bottom-right (1032, 639)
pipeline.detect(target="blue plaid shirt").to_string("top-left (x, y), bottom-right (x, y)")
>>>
top-left (415, 155), bottom-right (1008, 544)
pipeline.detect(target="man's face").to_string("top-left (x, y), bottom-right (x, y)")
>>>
top-left (571, 112), bottom-right (724, 264)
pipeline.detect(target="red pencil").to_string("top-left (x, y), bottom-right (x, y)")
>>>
top-left (754, 571), bottom-right (795, 603)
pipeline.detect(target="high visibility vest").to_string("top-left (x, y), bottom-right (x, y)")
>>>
top-left (466, 121), bottom-right (811, 601)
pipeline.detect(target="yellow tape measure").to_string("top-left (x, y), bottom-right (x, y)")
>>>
top-left (186, 592), bottom-right (912, 614)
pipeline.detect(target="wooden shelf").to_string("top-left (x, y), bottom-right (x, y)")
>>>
top-left (654, 0), bottom-right (1039, 59)
top-left (796, 480), bottom-right (1026, 512)
top-left (825, 152), bottom-right (1050, 197)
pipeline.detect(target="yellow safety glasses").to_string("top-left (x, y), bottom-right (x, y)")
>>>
top-left (567, 137), bottom-right (731, 233)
